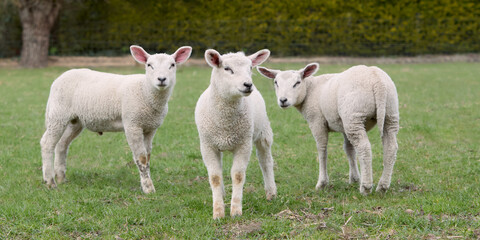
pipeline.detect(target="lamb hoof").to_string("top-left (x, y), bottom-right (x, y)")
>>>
top-left (360, 184), bottom-right (373, 195)
top-left (376, 183), bottom-right (390, 193)
top-left (230, 205), bottom-right (242, 217)
top-left (349, 174), bottom-right (360, 184)
top-left (141, 179), bottom-right (156, 194)
top-left (44, 178), bottom-right (57, 189)
top-left (213, 212), bottom-right (225, 220)
top-left (56, 172), bottom-right (67, 184)
top-left (315, 181), bottom-right (328, 190)
top-left (213, 204), bottom-right (225, 219)
top-left (266, 187), bottom-right (277, 201)
top-left (266, 192), bottom-right (276, 201)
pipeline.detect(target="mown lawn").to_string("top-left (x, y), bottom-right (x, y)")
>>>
top-left (0, 61), bottom-right (479, 239)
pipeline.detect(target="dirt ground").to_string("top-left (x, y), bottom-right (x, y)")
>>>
top-left (1, 54), bottom-right (480, 68)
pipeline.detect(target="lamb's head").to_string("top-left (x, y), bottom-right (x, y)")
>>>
top-left (257, 63), bottom-right (319, 108)
top-left (205, 49), bottom-right (270, 98)
top-left (130, 45), bottom-right (192, 90)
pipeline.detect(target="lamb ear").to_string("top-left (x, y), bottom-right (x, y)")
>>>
top-left (205, 49), bottom-right (221, 68)
top-left (300, 63), bottom-right (319, 79)
top-left (249, 49), bottom-right (270, 67)
top-left (256, 66), bottom-right (279, 80)
top-left (172, 46), bottom-right (192, 64)
top-left (130, 45), bottom-right (150, 64)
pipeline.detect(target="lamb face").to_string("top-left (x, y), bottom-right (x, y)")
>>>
top-left (273, 71), bottom-right (305, 108)
top-left (205, 49), bottom-right (270, 99)
top-left (257, 63), bottom-right (319, 108)
top-left (145, 54), bottom-right (178, 90)
top-left (131, 45), bottom-right (192, 90)
top-left (217, 55), bottom-right (254, 97)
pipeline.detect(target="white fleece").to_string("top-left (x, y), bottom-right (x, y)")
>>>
top-left (40, 45), bottom-right (192, 194)
top-left (195, 49), bottom-right (277, 219)
top-left (258, 64), bottom-right (399, 195)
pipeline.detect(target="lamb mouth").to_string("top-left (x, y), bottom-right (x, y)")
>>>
top-left (157, 83), bottom-right (167, 87)
top-left (280, 103), bottom-right (290, 108)
top-left (240, 89), bottom-right (253, 94)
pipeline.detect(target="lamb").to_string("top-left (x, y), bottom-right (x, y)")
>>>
top-left (195, 49), bottom-right (277, 219)
top-left (257, 64), bottom-right (399, 195)
top-left (40, 45), bottom-right (192, 193)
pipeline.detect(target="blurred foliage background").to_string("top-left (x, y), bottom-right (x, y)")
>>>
top-left (1, 0), bottom-right (479, 58)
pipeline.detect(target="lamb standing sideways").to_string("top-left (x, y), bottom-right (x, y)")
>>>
top-left (40, 45), bottom-right (192, 193)
top-left (195, 49), bottom-right (277, 219)
top-left (257, 64), bottom-right (399, 195)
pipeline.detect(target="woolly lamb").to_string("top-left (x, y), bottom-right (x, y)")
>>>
top-left (195, 49), bottom-right (277, 219)
top-left (40, 45), bottom-right (192, 193)
top-left (257, 64), bottom-right (399, 195)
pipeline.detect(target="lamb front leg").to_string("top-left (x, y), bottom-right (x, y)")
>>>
top-left (125, 127), bottom-right (155, 194)
top-left (230, 146), bottom-right (252, 217)
top-left (143, 129), bottom-right (157, 170)
top-left (311, 126), bottom-right (329, 190)
top-left (201, 144), bottom-right (224, 219)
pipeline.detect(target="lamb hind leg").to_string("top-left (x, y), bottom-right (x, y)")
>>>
top-left (344, 124), bottom-right (373, 195)
top-left (376, 117), bottom-right (399, 192)
top-left (40, 121), bottom-right (69, 188)
top-left (254, 130), bottom-right (277, 200)
top-left (343, 134), bottom-right (360, 184)
top-left (54, 121), bottom-right (83, 183)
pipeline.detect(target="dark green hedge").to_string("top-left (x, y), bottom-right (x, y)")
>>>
top-left (1, 0), bottom-right (480, 58)
top-left (0, 2), bottom-right (22, 58)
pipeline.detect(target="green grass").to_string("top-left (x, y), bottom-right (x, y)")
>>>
top-left (0, 62), bottom-right (479, 239)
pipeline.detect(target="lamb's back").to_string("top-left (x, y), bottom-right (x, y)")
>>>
top-left (47, 69), bottom-right (145, 131)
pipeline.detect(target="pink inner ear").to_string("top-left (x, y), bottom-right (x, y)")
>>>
top-left (251, 52), bottom-right (268, 66)
top-left (131, 47), bottom-right (148, 63)
top-left (174, 48), bottom-right (191, 63)
top-left (259, 68), bottom-right (276, 79)
top-left (209, 53), bottom-right (220, 67)
top-left (302, 65), bottom-right (317, 78)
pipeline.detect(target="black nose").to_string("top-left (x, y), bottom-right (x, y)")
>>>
top-left (244, 82), bottom-right (252, 88)
top-left (280, 97), bottom-right (288, 104)
top-left (158, 77), bottom-right (166, 82)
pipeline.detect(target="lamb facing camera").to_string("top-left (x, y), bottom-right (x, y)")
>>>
top-left (258, 64), bottom-right (399, 195)
top-left (40, 45), bottom-right (192, 193)
top-left (195, 49), bottom-right (277, 219)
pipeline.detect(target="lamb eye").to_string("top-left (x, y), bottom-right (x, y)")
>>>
top-left (224, 67), bottom-right (234, 74)
top-left (147, 63), bottom-right (154, 69)
top-left (293, 81), bottom-right (301, 88)
top-left (169, 63), bottom-right (175, 69)
top-left (274, 80), bottom-right (278, 86)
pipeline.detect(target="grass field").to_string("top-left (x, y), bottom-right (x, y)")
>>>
top-left (0, 62), bottom-right (479, 239)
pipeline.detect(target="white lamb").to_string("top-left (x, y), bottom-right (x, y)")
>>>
top-left (257, 64), bottom-right (399, 195)
top-left (195, 49), bottom-right (277, 219)
top-left (40, 45), bottom-right (192, 193)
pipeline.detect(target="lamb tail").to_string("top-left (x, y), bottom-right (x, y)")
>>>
top-left (372, 68), bottom-right (387, 137)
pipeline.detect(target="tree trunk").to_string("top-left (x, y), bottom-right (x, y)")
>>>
top-left (17, 0), bottom-right (62, 68)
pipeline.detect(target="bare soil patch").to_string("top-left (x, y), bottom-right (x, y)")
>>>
top-left (221, 221), bottom-right (263, 238)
